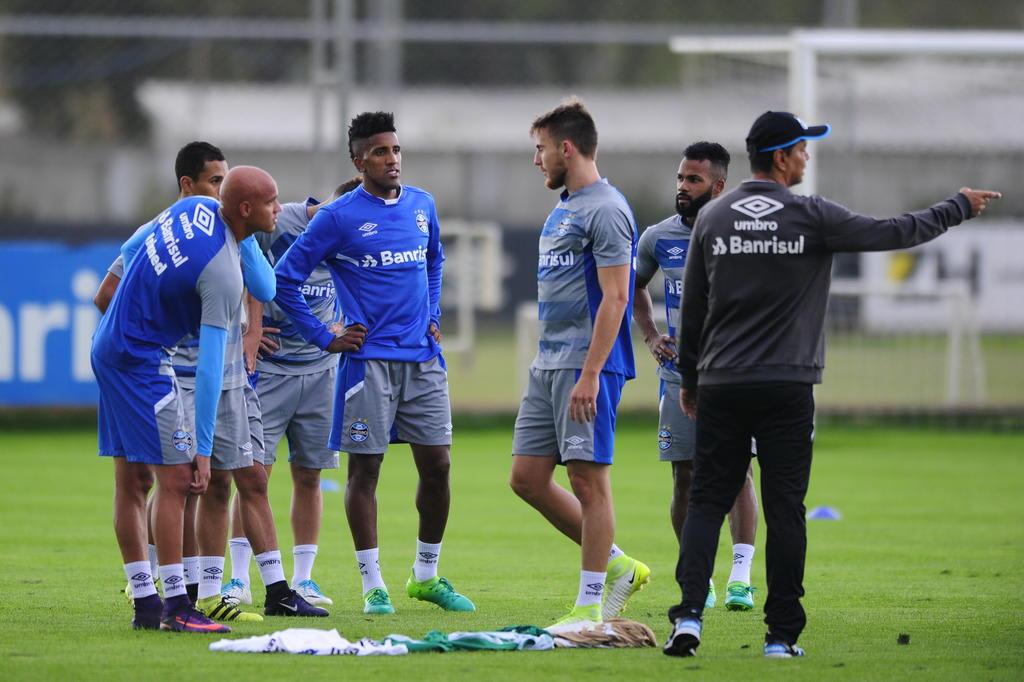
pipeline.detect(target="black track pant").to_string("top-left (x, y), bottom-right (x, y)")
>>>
top-left (667, 382), bottom-right (814, 645)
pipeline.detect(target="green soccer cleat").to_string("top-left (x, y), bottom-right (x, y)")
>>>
top-left (406, 574), bottom-right (476, 612)
top-left (725, 581), bottom-right (755, 611)
top-left (196, 595), bottom-right (264, 622)
top-left (363, 587), bottom-right (395, 614)
top-left (705, 580), bottom-right (717, 609)
top-left (546, 603), bottom-right (602, 634)
top-left (603, 554), bottom-right (651, 619)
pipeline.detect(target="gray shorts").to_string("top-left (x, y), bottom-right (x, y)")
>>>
top-left (512, 367), bottom-right (625, 465)
top-left (332, 356), bottom-right (452, 454)
top-left (256, 367), bottom-right (340, 469)
top-left (180, 383), bottom-right (266, 470)
top-left (657, 379), bottom-right (696, 462)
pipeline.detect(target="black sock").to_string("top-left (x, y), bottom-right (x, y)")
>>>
top-left (163, 594), bottom-right (191, 614)
top-left (186, 582), bottom-right (199, 604)
top-left (265, 580), bottom-right (290, 604)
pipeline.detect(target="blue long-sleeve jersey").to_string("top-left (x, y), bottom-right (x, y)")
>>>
top-left (273, 185), bottom-right (444, 362)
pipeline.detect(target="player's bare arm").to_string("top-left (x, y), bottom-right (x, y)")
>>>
top-left (570, 262), bottom-right (630, 423)
top-left (633, 274), bottom-right (677, 364)
top-left (93, 272), bottom-right (121, 314)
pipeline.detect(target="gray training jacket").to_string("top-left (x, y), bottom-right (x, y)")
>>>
top-left (676, 179), bottom-right (972, 390)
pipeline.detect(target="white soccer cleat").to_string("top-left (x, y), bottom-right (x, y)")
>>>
top-left (220, 578), bottom-right (252, 605)
top-left (292, 578), bottom-right (334, 606)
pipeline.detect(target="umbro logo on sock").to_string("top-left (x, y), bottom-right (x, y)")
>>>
top-left (164, 575), bottom-right (183, 586)
top-left (418, 552), bottom-right (439, 561)
top-left (130, 572), bottom-right (151, 582)
top-left (733, 553), bottom-right (743, 564)
top-left (258, 559), bottom-right (281, 568)
top-left (204, 567), bottom-right (223, 576)
top-left (586, 582), bottom-right (604, 593)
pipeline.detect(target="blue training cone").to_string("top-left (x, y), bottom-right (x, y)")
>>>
top-left (807, 506), bottom-right (842, 520)
top-left (320, 479), bottom-right (341, 493)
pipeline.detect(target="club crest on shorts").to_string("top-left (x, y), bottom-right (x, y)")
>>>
top-left (415, 209), bottom-right (429, 234)
top-left (172, 430), bottom-right (193, 453)
top-left (658, 428), bottom-right (672, 451)
top-left (349, 419), bottom-right (369, 443)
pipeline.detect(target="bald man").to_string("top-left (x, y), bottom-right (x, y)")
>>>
top-left (92, 166), bottom-right (351, 632)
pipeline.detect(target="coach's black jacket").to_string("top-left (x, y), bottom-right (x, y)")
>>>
top-left (676, 180), bottom-right (972, 390)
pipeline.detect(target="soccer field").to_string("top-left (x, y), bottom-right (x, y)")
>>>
top-left (2, 423), bottom-right (1022, 681)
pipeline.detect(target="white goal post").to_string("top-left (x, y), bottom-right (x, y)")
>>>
top-left (668, 29), bottom-right (1024, 196)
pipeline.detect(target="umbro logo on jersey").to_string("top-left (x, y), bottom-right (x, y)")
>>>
top-left (731, 195), bottom-right (784, 219)
top-left (192, 203), bottom-right (217, 236)
top-left (565, 435), bottom-right (586, 449)
top-left (358, 222), bottom-right (378, 237)
top-left (667, 246), bottom-right (686, 258)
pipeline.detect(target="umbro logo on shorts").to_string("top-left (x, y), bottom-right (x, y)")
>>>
top-left (565, 435), bottom-right (586, 449)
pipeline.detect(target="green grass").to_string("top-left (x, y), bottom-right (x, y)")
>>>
top-left (1, 425), bottom-right (1022, 680)
top-left (446, 326), bottom-right (1024, 411)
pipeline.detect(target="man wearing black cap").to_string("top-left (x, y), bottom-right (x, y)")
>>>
top-left (662, 111), bottom-right (1001, 659)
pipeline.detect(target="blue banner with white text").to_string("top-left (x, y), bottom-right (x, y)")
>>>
top-left (0, 241), bottom-right (121, 406)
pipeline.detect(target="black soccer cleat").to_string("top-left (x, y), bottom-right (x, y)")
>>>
top-left (264, 589), bottom-right (329, 617)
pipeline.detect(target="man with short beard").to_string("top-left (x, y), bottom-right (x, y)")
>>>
top-left (633, 142), bottom-right (759, 613)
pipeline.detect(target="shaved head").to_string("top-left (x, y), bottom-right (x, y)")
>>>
top-left (219, 165), bottom-right (280, 238)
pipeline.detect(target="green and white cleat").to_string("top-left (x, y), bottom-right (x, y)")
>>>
top-left (220, 578), bottom-right (252, 606)
top-left (196, 594), bottom-right (264, 622)
top-left (293, 579), bottom-right (333, 606)
top-left (603, 555), bottom-right (651, 619)
top-left (705, 580), bottom-right (717, 609)
top-left (406, 574), bottom-right (476, 612)
top-left (363, 587), bottom-right (395, 614)
top-left (724, 581), bottom-right (755, 611)
top-left (546, 603), bottom-right (602, 634)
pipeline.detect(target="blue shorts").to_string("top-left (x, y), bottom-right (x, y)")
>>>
top-left (512, 368), bottom-right (626, 465)
top-left (94, 359), bottom-right (195, 466)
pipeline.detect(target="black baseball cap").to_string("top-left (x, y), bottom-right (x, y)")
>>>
top-left (746, 111), bottom-right (831, 153)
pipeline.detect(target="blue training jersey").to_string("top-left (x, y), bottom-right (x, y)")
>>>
top-left (273, 185), bottom-right (444, 362)
top-left (92, 196), bottom-right (243, 371)
top-left (636, 214), bottom-right (691, 382)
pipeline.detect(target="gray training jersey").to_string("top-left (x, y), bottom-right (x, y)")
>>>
top-left (636, 214), bottom-right (692, 382)
top-left (677, 180), bottom-right (973, 389)
top-left (256, 199), bottom-right (339, 375)
top-left (533, 179), bottom-right (637, 378)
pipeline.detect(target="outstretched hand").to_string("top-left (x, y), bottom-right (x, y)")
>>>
top-left (327, 323), bottom-right (367, 354)
top-left (959, 188), bottom-right (1002, 218)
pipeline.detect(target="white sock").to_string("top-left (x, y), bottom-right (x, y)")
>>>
top-left (229, 537), bottom-right (252, 584)
top-left (608, 544), bottom-right (625, 561)
top-left (355, 548), bottom-right (385, 594)
top-left (159, 563), bottom-right (186, 599)
top-left (576, 570), bottom-right (606, 608)
top-left (182, 555), bottom-right (200, 586)
top-left (198, 556), bottom-right (225, 600)
top-left (728, 543), bottom-right (755, 585)
top-left (124, 561), bottom-right (158, 599)
top-left (413, 539), bottom-right (442, 582)
top-left (292, 544), bottom-right (318, 585)
top-left (147, 544), bottom-right (159, 577)
top-left (255, 550), bottom-right (286, 587)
